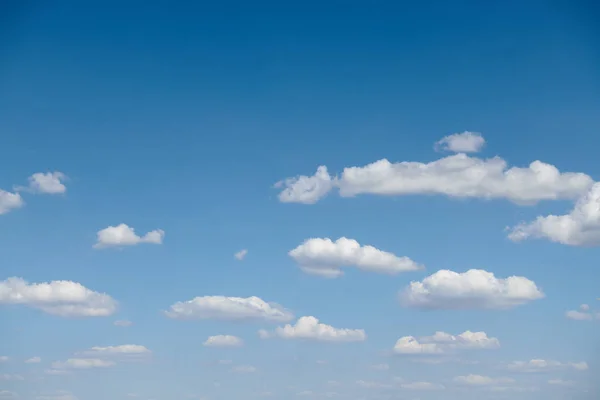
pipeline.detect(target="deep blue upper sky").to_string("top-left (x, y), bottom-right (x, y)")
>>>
top-left (0, 2), bottom-right (599, 400)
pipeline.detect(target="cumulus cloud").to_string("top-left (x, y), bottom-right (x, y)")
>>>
top-left (0, 277), bottom-right (117, 317)
top-left (0, 190), bottom-right (24, 215)
top-left (435, 131), bottom-right (485, 153)
top-left (78, 345), bottom-right (151, 357)
top-left (565, 304), bottom-right (599, 321)
top-left (259, 316), bottom-right (366, 342)
top-left (203, 335), bottom-right (244, 347)
top-left (393, 330), bottom-right (499, 354)
top-left (508, 182), bottom-right (600, 246)
top-left (399, 269), bottom-right (544, 310)
top-left (275, 166), bottom-right (334, 204)
top-left (275, 150), bottom-right (592, 205)
top-left (165, 295), bottom-right (293, 322)
top-left (25, 357), bottom-right (41, 363)
top-left (93, 223), bottom-right (164, 249)
top-left (113, 319), bottom-right (133, 327)
top-left (453, 375), bottom-right (514, 386)
top-left (289, 237), bottom-right (423, 278)
top-left (234, 249), bottom-right (248, 260)
top-left (51, 358), bottom-right (115, 369)
top-left (19, 172), bottom-right (68, 194)
top-left (507, 359), bottom-right (588, 373)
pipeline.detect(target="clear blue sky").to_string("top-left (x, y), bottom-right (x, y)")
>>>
top-left (0, 1), bottom-right (599, 400)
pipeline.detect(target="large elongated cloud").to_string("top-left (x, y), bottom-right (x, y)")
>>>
top-left (394, 330), bottom-right (499, 354)
top-left (0, 277), bottom-right (117, 317)
top-left (509, 182), bottom-right (600, 246)
top-left (289, 237), bottom-right (423, 278)
top-left (93, 223), bottom-right (164, 249)
top-left (78, 345), bottom-right (151, 357)
top-left (275, 136), bottom-right (592, 205)
top-left (165, 295), bottom-right (293, 322)
top-left (259, 316), bottom-right (366, 342)
top-left (399, 269), bottom-right (544, 310)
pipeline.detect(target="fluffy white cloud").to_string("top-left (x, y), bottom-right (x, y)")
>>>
top-left (203, 335), bottom-right (244, 347)
top-left (275, 166), bottom-right (334, 204)
top-left (93, 223), bottom-right (164, 249)
top-left (453, 375), bottom-right (514, 386)
top-left (507, 359), bottom-right (588, 372)
top-left (165, 295), bottom-right (293, 322)
top-left (234, 249), bottom-right (248, 260)
top-left (22, 172), bottom-right (67, 194)
top-left (275, 151), bottom-right (592, 205)
top-left (0, 374), bottom-right (24, 381)
top-left (25, 356), bottom-right (41, 363)
top-left (289, 237), bottom-right (423, 278)
top-left (259, 316), bottom-right (366, 342)
top-left (399, 269), bottom-right (544, 309)
top-left (0, 277), bottom-right (117, 317)
top-left (435, 131), bottom-right (485, 153)
top-left (51, 358), bottom-right (115, 369)
top-left (0, 190), bottom-right (24, 215)
top-left (78, 345), bottom-right (151, 356)
top-left (393, 330), bottom-right (499, 354)
top-left (113, 319), bottom-right (133, 327)
top-left (509, 182), bottom-right (600, 246)
top-left (565, 304), bottom-right (598, 321)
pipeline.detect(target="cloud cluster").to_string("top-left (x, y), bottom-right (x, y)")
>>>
top-left (393, 330), bottom-right (499, 354)
top-left (93, 223), bottom-right (164, 249)
top-left (275, 135), bottom-right (592, 205)
top-left (399, 269), bottom-right (544, 309)
top-left (259, 316), bottom-right (366, 342)
top-left (0, 277), bottom-right (117, 317)
top-left (1, 171), bottom-right (68, 216)
top-left (165, 295), bottom-right (294, 322)
top-left (509, 183), bottom-right (600, 246)
top-left (289, 237), bottom-right (422, 277)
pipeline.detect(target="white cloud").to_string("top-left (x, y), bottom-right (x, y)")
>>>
top-left (203, 335), bottom-right (244, 347)
top-left (165, 295), bottom-right (293, 322)
top-left (393, 330), bottom-right (499, 354)
top-left (234, 249), bottom-right (248, 260)
top-left (400, 269), bottom-right (544, 309)
top-left (44, 369), bottom-right (70, 375)
top-left (78, 345), bottom-right (151, 356)
top-left (231, 365), bottom-right (257, 373)
top-left (0, 190), bottom-right (24, 215)
top-left (507, 359), bottom-right (588, 372)
top-left (93, 223), bottom-right (164, 249)
top-left (0, 356), bottom-right (8, 362)
top-left (289, 237), bottom-right (423, 278)
top-left (275, 153), bottom-right (592, 205)
top-left (509, 182), bottom-right (600, 246)
top-left (0, 374), bottom-right (24, 381)
top-left (453, 375), bottom-right (514, 386)
top-left (356, 380), bottom-right (392, 389)
top-left (275, 165), bottom-right (334, 204)
top-left (113, 319), bottom-right (133, 327)
top-left (565, 310), bottom-right (594, 321)
top-left (259, 316), bottom-right (366, 342)
top-left (434, 131), bottom-right (485, 153)
top-left (25, 356), bottom-right (41, 363)
top-left (0, 277), bottom-right (117, 317)
top-left (51, 358), bottom-right (115, 369)
top-left (21, 172), bottom-right (68, 194)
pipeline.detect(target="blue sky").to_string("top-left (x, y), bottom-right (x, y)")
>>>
top-left (1, 1), bottom-right (599, 399)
